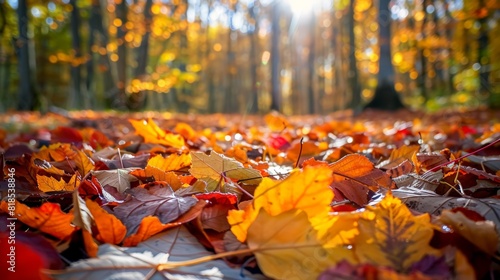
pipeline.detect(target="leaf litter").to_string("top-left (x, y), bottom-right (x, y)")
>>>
top-left (0, 109), bottom-right (499, 279)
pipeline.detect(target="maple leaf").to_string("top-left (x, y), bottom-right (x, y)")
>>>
top-left (190, 150), bottom-right (262, 185)
top-left (113, 184), bottom-right (198, 238)
top-left (129, 118), bottom-right (185, 149)
top-left (123, 200), bottom-right (207, 246)
top-left (247, 209), bottom-right (354, 280)
top-left (354, 192), bottom-right (440, 272)
top-left (37, 174), bottom-right (80, 192)
top-left (228, 165), bottom-right (333, 242)
top-left (0, 200), bottom-right (75, 240)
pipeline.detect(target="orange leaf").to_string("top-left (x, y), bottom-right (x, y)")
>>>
top-left (129, 118), bottom-right (185, 149)
top-left (264, 111), bottom-right (289, 132)
top-left (0, 200), bottom-right (75, 240)
top-left (329, 154), bottom-right (393, 204)
top-left (37, 174), bottom-right (80, 192)
top-left (86, 198), bottom-right (126, 244)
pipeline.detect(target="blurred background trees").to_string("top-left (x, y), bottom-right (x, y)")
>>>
top-left (0, 0), bottom-right (499, 114)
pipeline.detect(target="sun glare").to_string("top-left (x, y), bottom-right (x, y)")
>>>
top-left (282, 0), bottom-right (315, 15)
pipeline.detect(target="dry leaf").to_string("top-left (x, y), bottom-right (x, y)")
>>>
top-left (228, 165), bottom-right (333, 242)
top-left (190, 151), bottom-right (262, 185)
top-left (129, 118), bottom-right (185, 148)
top-left (247, 209), bottom-right (352, 280)
top-left (0, 200), bottom-right (75, 240)
top-left (37, 174), bottom-right (80, 192)
top-left (354, 192), bottom-right (440, 272)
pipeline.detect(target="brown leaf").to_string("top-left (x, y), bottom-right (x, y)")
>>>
top-left (113, 183), bottom-right (198, 237)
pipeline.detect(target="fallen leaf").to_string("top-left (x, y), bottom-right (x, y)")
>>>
top-left (37, 174), bottom-right (80, 192)
top-left (228, 165), bottom-right (333, 242)
top-left (247, 209), bottom-right (352, 280)
top-left (354, 192), bottom-right (440, 272)
top-left (0, 200), bottom-right (75, 240)
top-left (190, 151), bottom-right (262, 185)
top-left (91, 168), bottom-right (139, 193)
top-left (438, 209), bottom-right (498, 255)
top-left (113, 184), bottom-right (198, 237)
top-left (85, 198), bottom-right (126, 244)
top-left (129, 118), bottom-right (185, 149)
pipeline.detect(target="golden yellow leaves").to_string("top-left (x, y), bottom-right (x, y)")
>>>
top-left (228, 166), bottom-right (333, 242)
top-left (354, 193), bottom-right (439, 271)
top-left (229, 166), bottom-right (443, 279)
top-left (129, 118), bottom-right (185, 149)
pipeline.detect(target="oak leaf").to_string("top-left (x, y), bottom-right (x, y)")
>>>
top-left (354, 192), bottom-right (440, 272)
top-left (129, 118), bottom-right (185, 149)
top-left (37, 174), bottom-right (80, 192)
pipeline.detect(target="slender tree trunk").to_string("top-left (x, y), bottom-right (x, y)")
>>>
top-left (69, 0), bottom-right (84, 109)
top-left (270, 2), bottom-right (281, 111)
top-left (365, 0), bottom-right (404, 110)
top-left (127, 0), bottom-right (152, 110)
top-left (16, 0), bottom-right (36, 110)
top-left (225, 2), bottom-right (236, 113)
top-left (115, 0), bottom-right (128, 109)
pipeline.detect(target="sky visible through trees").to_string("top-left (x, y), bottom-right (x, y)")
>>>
top-left (0, 0), bottom-right (499, 113)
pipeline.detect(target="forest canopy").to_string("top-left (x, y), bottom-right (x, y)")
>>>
top-left (0, 0), bottom-right (499, 113)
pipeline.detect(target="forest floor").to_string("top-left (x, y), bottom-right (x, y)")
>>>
top-left (0, 108), bottom-right (499, 279)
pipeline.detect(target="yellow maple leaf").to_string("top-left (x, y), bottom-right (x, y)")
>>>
top-left (129, 118), bottom-right (185, 149)
top-left (228, 165), bottom-right (333, 242)
top-left (37, 174), bottom-right (80, 192)
top-left (354, 192), bottom-right (440, 272)
top-left (247, 209), bottom-right (355, 280)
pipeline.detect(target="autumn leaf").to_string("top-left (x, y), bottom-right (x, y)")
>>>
top-left (91, 168), bottom-right (138, 193)
top-left (37, 174), bottom-right (80, 192)
top-left (129, 118), bottom-right (185, 149)
top-left (247, 209), bottom-right (354, 280)
top-left (379, 145), bottom-right (420, 170)
top-left (354, 192), bottom-right (440, 272)
top-left (190, 150), bottom-right (262, 185)
top-left (122, 200), bottom-right (207, 246)
top-left (85, 198), bottom-right (127, 244)
top-left (228, 165), bottom-right (333, 242)
top-left (264, 111), bottom-right (289, 132)
top-left (329, 154), bottom-right (394, 205)
top-left (113, 183), bottom-right (198, 237)
top-left (0, 200), bottom-right (75, 240)
top-left (438, 209), bottom-right (498, 255)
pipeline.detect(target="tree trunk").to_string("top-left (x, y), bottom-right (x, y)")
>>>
top-left (69, 0), bottom-right (84, 109)
top-left (115, 0), bottom-right (128, 109)
top-left (270, 2), bottom-right (281, 112)
top-left (16, 0), bottom-right (36, 110)
top-left (127, 0), bottom-right (152, 110)
top-left (365, 0), bottom-right (404, 111)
